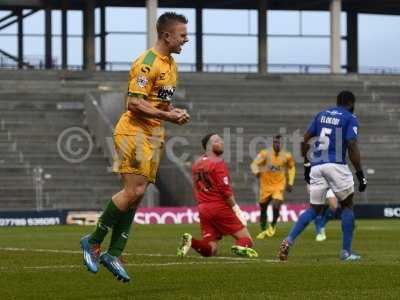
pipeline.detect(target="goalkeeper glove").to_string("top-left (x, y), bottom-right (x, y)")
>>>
top-left (304, 162), bottom-right (311, 184)
top-left (355, 170), bottom-right (367, 192)
top-left (232, 204), bottom-right (247, 226)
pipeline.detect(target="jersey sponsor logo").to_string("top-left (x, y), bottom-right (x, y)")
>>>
top-left (140, 65), bottom-right (151, 74)
top-left (326, 110), bottom-right (343, 116)
top-left (137, 75), bottom-right (148, 88)
top-left (157, 85), bottom-right (175, 101)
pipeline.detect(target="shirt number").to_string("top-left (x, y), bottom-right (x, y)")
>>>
top-left (195, 171), bottom-right (212, 192)
top-left (318, 127), bottom-right (332, 151)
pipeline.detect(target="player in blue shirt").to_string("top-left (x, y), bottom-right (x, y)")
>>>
top-left (278, 91), bottom-right (367, 261)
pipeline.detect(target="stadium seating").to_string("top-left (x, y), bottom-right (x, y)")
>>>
top-left (0, 71), bottom-right (125, 210)
top-left (173, 73), bottom-right (400, 204)
top-left (0, 70), bottom-right (399, 210)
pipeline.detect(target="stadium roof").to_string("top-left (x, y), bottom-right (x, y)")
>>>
top-left (1, 0), bottom-right (400, 15)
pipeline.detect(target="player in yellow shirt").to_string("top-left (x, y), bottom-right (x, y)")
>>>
top-left (80, 12), bottom-right (190, 283)
top-left (250, 135), bottom-right (296, 238)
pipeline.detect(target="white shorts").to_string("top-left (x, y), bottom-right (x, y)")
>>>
top-left (309, 163), bottom-right (354, 205)
top-left (307, 185), bottom-right (335, 199)
top-left (326, 189), bottom-right (335, 199)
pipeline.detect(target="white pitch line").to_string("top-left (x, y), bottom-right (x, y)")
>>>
top-left (0, 247), bottom-right (278, 263)
top-left (0, 247), bottom-right (81, 254)
top-left (0, 260), bottom-right (255, 272)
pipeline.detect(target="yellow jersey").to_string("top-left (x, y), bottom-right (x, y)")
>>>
top-left (250, 149), bottom-right (296, 188)
top-left (114, 48), bottom-right (178, 136)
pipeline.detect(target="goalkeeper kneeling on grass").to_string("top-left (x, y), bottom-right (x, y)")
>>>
top-left (177, 133), bottom-right (258, 258)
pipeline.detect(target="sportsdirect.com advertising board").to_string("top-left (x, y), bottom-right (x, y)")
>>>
top-left (0, 204), bottom-right (399, 226)
top-left (65, 204), bottom-right (307, 226)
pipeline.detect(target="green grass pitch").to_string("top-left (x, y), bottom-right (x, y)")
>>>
top-left (0, 220), bottom-right (399, 299)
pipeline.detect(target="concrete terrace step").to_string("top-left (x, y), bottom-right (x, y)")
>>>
top-left (0, 165), bottom-right (114, 176)
top-left (185, 92), bottom-right (371, 101)
top-left (0, 131), bottom-right (87, 141)
top-left (0, 110), bottom-right (83, 118)
top-left (184, 81), bottom-right (367, 87)
top-left (0, 122), bottom-right (85, 131)
top-left (0, 101), bottom-right (84, 111)
top-left (0, 143), bottom-right (93, 154)
top-left (0, 92), bottom-right (84, 101)
top-left (182, 91), bottom-right (374, 97)
top-left (1, 186), bottom-right (120, 195)
top-left (0, 114), bottom-right (84, 124)
top-left (166, 123), bottom-right (398, 134)
top-left (0, 155), bottom-right (109, 165)
top-left (191, 112), bottom-right (392, 123)
top-left (189, 102), bottom-right (388, 112)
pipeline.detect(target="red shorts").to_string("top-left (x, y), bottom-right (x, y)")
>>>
top-left (198, 204), bottom-right (244, 241)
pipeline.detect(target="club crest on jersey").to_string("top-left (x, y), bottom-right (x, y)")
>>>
top-left (269, 165), bottom-right (281, 172)
top-left (157, 86), bottom-right (175, 101)
top-left (137, 75), bottom-right (148, 88)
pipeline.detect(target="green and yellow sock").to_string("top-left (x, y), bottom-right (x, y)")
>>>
top-left (108, 208), bottom-right (135, 257)
top-left (89, 200), bottom-right (125, 245)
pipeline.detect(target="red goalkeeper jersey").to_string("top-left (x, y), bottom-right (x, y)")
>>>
top-left (192, 154), bottom-right (233, 207)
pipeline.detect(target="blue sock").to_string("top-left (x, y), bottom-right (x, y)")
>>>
top-left (314, 214), bottom-right (323, 234)
top-left (341, 208), bottom-right (355, 253)
top-left (287, 208), bottom-right (317, 244)
top-left (321, 208), bottom-right (336, 228)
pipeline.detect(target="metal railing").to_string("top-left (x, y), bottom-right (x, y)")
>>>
top-left (97, 61), bottom-right (334, 73)
top-left (32, 166), bottom-right (44, 211)
top-left (84, 93), bottom-right (115, 167)
top-left (2, 56), bottom-right (400, 74)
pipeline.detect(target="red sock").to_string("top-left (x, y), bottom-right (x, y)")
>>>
top-left (191, 238), bottom-right (213, 257)
top-left (235, 237), bottom-right (253, 248)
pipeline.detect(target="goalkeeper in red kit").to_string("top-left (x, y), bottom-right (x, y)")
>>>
top-left (177, 133), bottom-right (258, 258)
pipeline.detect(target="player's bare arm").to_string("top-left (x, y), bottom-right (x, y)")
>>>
top-left (347, 139), bottom-right (362, 172)
top-left (286, 182), bottom-right (293, 192)
top-left (285, 155), bottom-right (295, 192)
top-left (348, 139), bottom-right (367, 192)
top-left (127, 96), bottom-right (189, 125)
top-left (224, 194), bottom-right (236, 208)
top-left (250, 151), bottom-right (265, 177)
top-left (302, 131), bottom-right (315, 162)
top-left (227, 195), bottom-right (247, 226)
